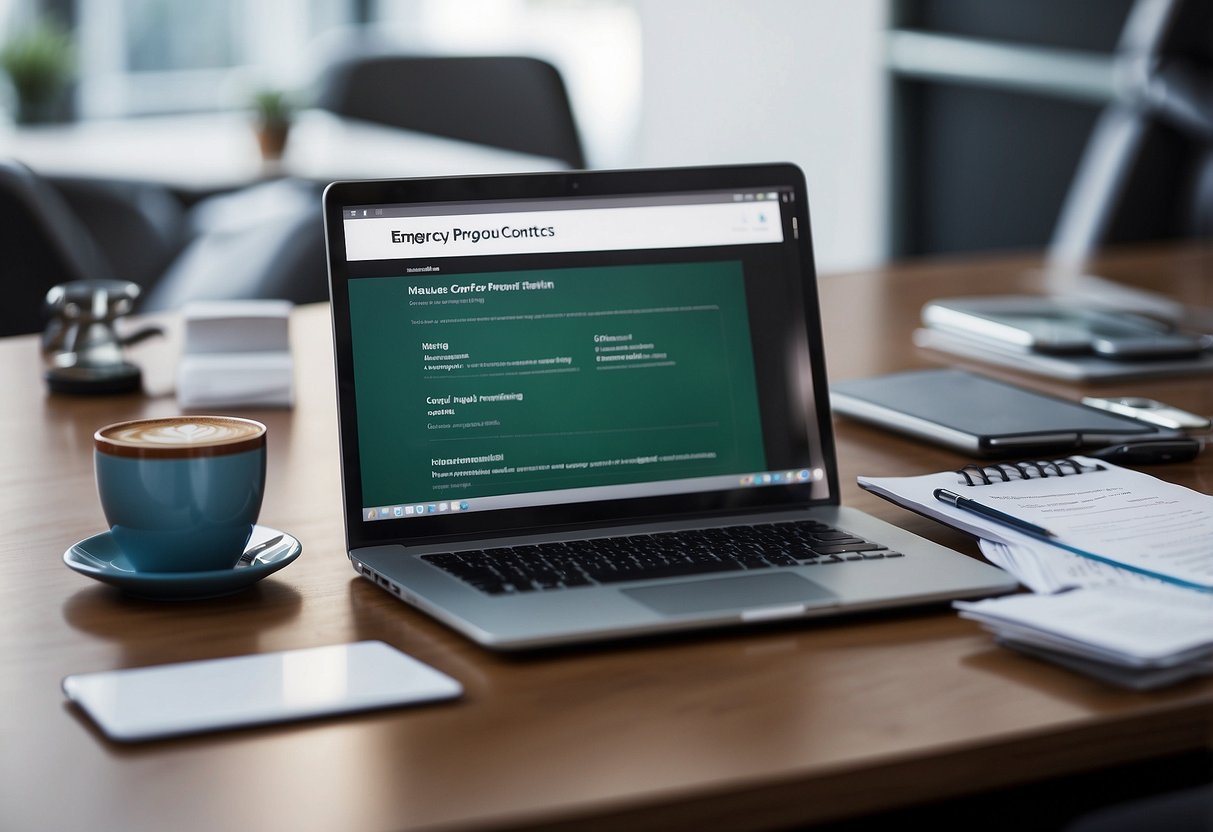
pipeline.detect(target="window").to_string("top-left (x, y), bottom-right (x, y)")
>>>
top-left (66, 0), bottom-right (640, 166)
top-left (74, 0), bottom-right (353, 117)
top-left (363, 0), bottom-right (641, 166)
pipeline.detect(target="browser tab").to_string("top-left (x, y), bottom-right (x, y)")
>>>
top-left (344, 199), bottom-right (783, 261)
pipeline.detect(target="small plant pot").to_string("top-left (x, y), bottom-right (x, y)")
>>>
top-left (255, 120), bottom-right (290, 161)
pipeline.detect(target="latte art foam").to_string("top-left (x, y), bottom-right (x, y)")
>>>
top-left (112, 419), bottom-right (259, 446)
top-left (95, 416), bottom-right (265, 458)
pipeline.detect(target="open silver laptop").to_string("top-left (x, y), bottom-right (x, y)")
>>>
top-left (323, 164), bottom-right (1015, 650)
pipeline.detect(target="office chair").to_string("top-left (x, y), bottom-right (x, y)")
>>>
top-left (0, 156), bottom-right (327, 333)
top-left (48, 175), bottom-right (190, 296)
top-left (0, 158), bottom-right (119, 337)
top-left (1049, 0), bottom-right (1213, 268)
top-left (314, 54), bottom-right (587, 169)
top-left (139, 178), bottom-right (328, 311)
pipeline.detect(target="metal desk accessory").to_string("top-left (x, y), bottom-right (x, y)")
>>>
top-left (42, 279), bottom-right (162, 394)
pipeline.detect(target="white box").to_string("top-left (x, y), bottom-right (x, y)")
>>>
top-left (177, 300), bottom-right (295, 408)
top-left (181, 300), bottom-right (293, 355)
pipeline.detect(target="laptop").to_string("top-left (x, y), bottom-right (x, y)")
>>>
top-left (323, 163), bottom-right (1016, 650)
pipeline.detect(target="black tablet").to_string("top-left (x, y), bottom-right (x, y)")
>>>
top-left (830, 368), bottom-right (1177, 457)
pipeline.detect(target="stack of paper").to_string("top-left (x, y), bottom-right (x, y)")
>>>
top-left (177, 300), bottom-right (295, 409)
top-left (858, 457), bottom-right (1213, 688)
top-left (956, 587), bottom-right (1213, 690)
top-left (976, 538), bottom-right (1179, 595)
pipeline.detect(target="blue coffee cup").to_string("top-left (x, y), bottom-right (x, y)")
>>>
top-left (94, 416), bottom-right (267, 573)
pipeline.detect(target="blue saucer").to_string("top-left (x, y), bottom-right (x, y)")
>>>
top-left (64, 525), bottom-right (301, 600)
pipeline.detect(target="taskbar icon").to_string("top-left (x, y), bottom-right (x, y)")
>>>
top-left (739, 469), bottom-right (817, 488)
top-left (365, 500), bottom-right (476, 521)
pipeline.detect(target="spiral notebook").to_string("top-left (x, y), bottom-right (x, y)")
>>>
top-left (859, 456), bottom-right (1213, 592)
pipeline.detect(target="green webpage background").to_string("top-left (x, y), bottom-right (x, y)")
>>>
top-left (349, 261), bottom-right (766, 507)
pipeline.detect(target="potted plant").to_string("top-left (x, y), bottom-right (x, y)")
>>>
top-left (0, 21), bottom-right (74, 125)
top-left (252, 88), bottom-right (293, 161)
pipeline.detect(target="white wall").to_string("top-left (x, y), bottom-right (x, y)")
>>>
top-left (633, 0), bottom-right (889, 273)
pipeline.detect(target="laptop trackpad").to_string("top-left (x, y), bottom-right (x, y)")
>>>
top-left (622, 573), bottom-right (838, 617)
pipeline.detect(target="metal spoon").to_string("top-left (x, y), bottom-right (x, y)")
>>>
top-left (235, 534), bottom-right (285, 568)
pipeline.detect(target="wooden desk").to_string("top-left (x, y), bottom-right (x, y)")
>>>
top-left (2, 244), bottom-right (1210, 831)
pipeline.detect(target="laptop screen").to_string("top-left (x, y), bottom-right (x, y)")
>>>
top-left (325, 165), bottom-right (838, 545)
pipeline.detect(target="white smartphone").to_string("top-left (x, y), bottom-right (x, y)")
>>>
top-left (62, 641), bottom-right (462, 742)
top-left (1081, 396), bottom-right (1212, 431)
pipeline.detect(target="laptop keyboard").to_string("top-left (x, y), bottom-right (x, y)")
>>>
top-left (421, 519), bottom-right (903, 595)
